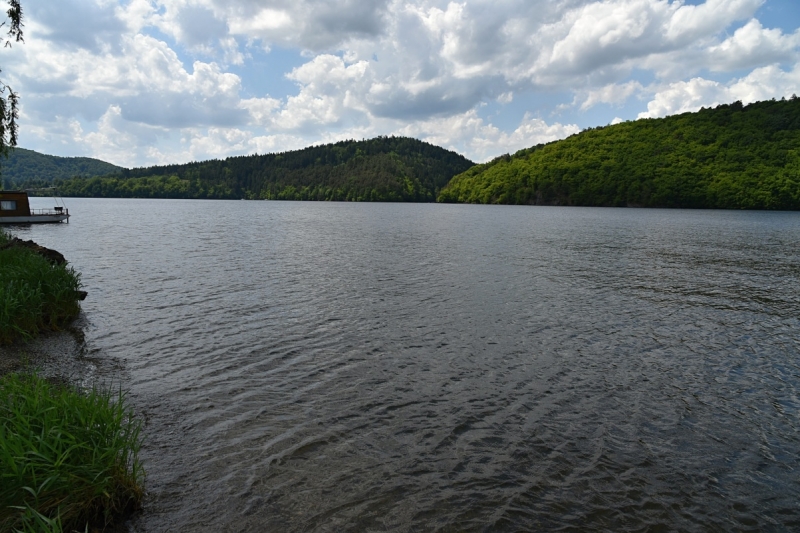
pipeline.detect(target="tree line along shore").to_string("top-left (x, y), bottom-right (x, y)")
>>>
top-left (4, 97), bottom-right (800, 210)
top-left (0, 229), bottom-right (144, 533)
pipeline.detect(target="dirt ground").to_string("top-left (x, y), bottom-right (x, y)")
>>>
top-left (0, 314), bottom-right (110, 385)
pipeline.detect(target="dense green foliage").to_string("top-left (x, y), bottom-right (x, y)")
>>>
top-left (51, 136), bottom-right (474, 201)
top-left (439, 98), bottom-right (800, 209)
top-left (0, 230), bottom-right (82, 343)
top-left (1, 148), bottom-right (123, 189)
top-left (0, 373), bottom-right (144, 533)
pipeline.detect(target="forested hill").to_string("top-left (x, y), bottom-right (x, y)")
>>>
top-left (53, 137), bottom-right (475, 202)
top-left (439, 98), bottom-right (800, 209)
top-left (1, 148), bottom-right (123, 188)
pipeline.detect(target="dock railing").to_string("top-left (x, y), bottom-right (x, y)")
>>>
top-left (29, 207), bottom-right (69, 216)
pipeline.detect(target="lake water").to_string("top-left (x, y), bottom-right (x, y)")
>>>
top-left (10, 198), bottom-right (800, 531)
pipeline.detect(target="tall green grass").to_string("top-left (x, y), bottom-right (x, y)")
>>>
top-left (0, 230), bottom-right (83, 344)
top-left (0, 373), bottom-right (144, 532)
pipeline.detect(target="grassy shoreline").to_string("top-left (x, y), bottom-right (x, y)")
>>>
top-left (0, 229), bottom-right (144, 532)
top-left (0, 373), bottom-right (144, 533)
top-left (0, 230), bottom-right (83, 344)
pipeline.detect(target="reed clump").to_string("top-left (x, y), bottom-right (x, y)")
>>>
top-left (0, 373), bottom-right (144, 533)
top-left (0, 230), bottom-right (83, 344)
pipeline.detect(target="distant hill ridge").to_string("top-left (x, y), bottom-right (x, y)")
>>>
top-left (51, 136), bottom-right (475, 202)
top-left (1, 147), bottom-right (123, 188)
top-left (7, 99), bottom-right (800, 209)
top-left (438, 98), bottom-right (800, 209)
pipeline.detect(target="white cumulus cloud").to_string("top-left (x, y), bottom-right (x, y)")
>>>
top-left (5, 0), bottom-right (800, 166)
top-left (639, 61), bottom-right (800, 118)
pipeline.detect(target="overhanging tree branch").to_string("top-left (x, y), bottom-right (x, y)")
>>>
top-left (0, 0), bottom-right (22, 166)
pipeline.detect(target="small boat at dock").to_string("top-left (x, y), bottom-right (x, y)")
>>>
top-left (0, 189), bottom-right (70, 223)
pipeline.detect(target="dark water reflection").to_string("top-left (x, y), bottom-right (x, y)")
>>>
top-left (14, 199), bottom-right (800, 531)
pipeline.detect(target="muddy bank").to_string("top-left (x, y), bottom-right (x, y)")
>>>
top-left (0, 316), bottom-right (105, 384)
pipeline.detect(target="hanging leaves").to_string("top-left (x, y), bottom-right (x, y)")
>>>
top-left (0, 0), bottom-right (22, 163)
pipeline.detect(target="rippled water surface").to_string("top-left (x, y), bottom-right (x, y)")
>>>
top-left (13, 198), bottom-right (800, 531)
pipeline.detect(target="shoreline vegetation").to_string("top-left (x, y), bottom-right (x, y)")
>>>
top-left (0, 231), bottom-right (83, 345)
top-left (0, 373), bottom-right (144, 533)
top-left (6, 97), bottom-right (799, 210)
top-left (0, 229), bottom-right (144, 533)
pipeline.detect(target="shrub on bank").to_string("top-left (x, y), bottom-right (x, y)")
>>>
top-left (0, 373), bottom-right (144, 533)
top-left (0, 230), bottom-right (83, 344)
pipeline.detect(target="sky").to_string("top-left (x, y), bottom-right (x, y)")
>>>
top-left (3, 0), bottom-right (800, 168)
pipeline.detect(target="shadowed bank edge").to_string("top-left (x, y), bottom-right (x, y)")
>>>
top-left (0, 228), bottom-right (145, 533)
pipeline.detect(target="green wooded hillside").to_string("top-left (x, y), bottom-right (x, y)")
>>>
top-left (53, 137), bottom-right (474, 202)
top-left (1, 148), bottom-right (123, 188)
top-left (438, 98), bottom-right (800, 209)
